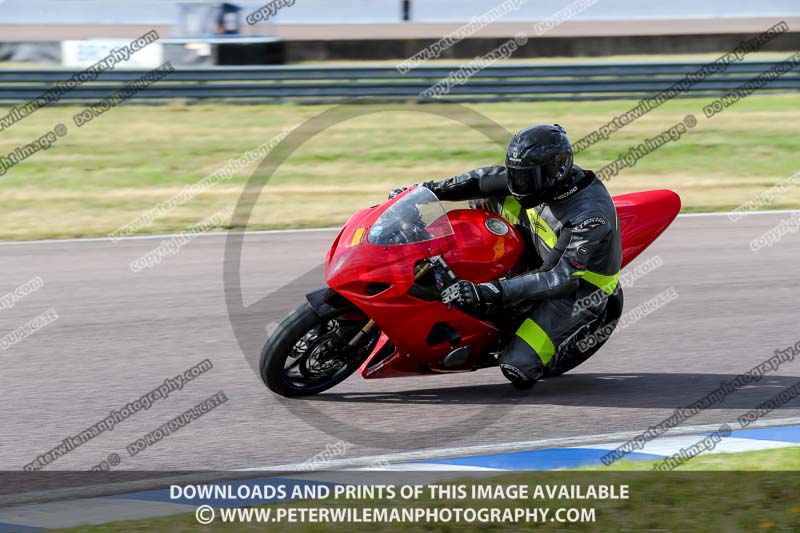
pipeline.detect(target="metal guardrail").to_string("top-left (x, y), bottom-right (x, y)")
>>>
top-left (0, 61), bottom-right (798, 104)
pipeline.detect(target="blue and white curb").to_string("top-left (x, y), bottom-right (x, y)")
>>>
top-left (2, 421), bottom-right (800, 531)
top-left (387, 425), bottom-right (800, 471)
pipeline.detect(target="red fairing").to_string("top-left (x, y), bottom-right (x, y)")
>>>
top-left (614, 190), bottom-right (681, 268)
top-left (325, 189), bottom-right (526, 379)
top-left (324, 187), bottom-right (680, 379)
top-left (442, 209), bottom-right (525, 282)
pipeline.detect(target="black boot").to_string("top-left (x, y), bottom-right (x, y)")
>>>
top-left (500, 363), bottom-right (537, 390)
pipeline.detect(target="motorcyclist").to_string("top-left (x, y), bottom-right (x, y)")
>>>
top-left (393, 124), bottom-right (622, 389)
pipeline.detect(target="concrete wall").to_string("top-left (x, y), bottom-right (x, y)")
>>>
top-left (283, 32), bottom-right (800, 62)
top-left (1, 0), bottom-right (799, 25)
top-left (410, 0), bottom-right (800, 22)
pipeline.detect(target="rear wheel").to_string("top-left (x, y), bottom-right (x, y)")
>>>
top-left (260, 302), bottom-right (379, 397)
top-left (543, 287), bottom-right (624, 378)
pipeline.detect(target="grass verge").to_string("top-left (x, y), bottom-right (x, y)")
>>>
top-left (1, 93), bottom-right (799, 240)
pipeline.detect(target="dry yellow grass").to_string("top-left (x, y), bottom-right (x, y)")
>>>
top-left (0, 94), bottom-right (798, 240)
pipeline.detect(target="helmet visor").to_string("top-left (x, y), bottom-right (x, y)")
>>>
top-left (506, 164), bottom-right (544, 197)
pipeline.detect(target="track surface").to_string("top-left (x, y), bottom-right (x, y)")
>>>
top-left (2, 213), bottom-right (799, 470)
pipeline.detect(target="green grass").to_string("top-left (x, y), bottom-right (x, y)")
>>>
top-left (49, 447), bottom-right (800, 533)
top-left (1, 93), bottom-right (799, 240)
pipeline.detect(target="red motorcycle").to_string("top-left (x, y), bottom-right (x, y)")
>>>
top-left (260, 186), bottom-right (680, 397)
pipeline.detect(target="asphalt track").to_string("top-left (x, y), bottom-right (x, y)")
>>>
top-left (2, 211), bottom-right (800, 472)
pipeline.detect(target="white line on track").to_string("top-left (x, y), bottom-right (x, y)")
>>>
top-left (0, 227), bottom-right (341, 247)
top-left (242, 416), bottom-right (800, 472)
top-left (1, 209), bottom-right (799, 247)
top-left (678, 209), bottom-right (800, 218)
top-left (4, 417), bottom-right (798, 507)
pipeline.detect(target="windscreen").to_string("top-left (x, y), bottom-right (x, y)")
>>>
top-left (367, 187), bottom-right (454, 246)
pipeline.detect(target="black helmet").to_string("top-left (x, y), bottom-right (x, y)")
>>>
top-left (505, 124), bottom-right (574, 207)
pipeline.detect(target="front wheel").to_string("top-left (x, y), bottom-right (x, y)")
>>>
top-left (260, 301), bottom-right (379, 397)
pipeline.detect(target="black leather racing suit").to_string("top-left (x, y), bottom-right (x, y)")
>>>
top-left (426, 164), bottom-right (622, 383)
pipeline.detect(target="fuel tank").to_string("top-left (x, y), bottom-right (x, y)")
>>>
top-left (442, 209), bottom-right (525, 282)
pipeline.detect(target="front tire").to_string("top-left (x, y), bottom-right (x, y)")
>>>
top-left (260, 302), bottom-right (377, 397)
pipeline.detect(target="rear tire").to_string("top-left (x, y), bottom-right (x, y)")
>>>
top-left (260, 302), bottom-right (377, 397)
top-left (511, 379), bottom-right (536, 391)
top-left (543, 288), bottom-right (624, 378)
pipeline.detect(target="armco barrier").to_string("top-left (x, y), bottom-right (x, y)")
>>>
top-left (0, 61), bottom-right (798, 104)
